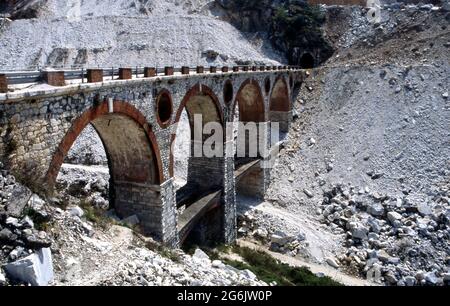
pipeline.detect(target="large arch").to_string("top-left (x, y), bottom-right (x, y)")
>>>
top-left (170, 83), bottom-right (224, 178)
top-left (231, 79), bottom-right (266, 163)
top-left (233, 79), bottom-right (265, 123)
top-left (47, 100), bottom-right (163, 187)
top-left (269, 76), bottom-right (291, 133)
top-left (171, 84), bottom-right (224, 202)
top-left (171, 84), bottom-right (227, 246)
top-left (45, 100), bottom-right (169, 240)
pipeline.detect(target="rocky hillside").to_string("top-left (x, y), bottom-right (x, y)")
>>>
top-left (1, 1), bottom-right (449, 287)
top-left (238, 3), bottom-right (449, 286)
top-left (0, 0), bottom-right (284, 70)
top-left (0, 163), bottom-right (266, 286)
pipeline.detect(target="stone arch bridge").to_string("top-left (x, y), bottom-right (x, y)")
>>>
top-left (0, 66), bottom-right (305, 247)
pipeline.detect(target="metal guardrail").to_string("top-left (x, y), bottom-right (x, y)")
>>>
top-left (0, 65), bottom-right (301, 88)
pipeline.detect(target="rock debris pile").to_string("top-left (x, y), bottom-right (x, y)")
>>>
top-left (318, 184), bottom-right (449, 286)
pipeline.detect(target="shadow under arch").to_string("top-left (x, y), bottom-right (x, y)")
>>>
top-left (45, 100), bottom-right (169, 241)
top-left (269, 75), bottom-right (291, 133)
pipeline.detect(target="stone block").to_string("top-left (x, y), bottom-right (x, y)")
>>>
top-left (4, 248), bottom-right (54, 286)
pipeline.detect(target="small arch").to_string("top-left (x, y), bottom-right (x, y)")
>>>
top-left (300, 53), bottom-right (315, 69)
top-left (223, 80), bottom-right (233, 105)
top-left (156, 89), bottom-right (173, 128)
top-left (264, 77), bottom-right (271, 95)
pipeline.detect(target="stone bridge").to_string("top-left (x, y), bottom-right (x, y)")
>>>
top-left (0, 66), bottom-right (305, 248)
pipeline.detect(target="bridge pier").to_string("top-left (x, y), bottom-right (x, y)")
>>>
top-left (114, 179), bottom-right (178, 247)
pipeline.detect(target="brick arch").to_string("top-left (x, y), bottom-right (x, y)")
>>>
top-left (46, 100), bottom-right (164, 190)
top-left (233, 79), bottom-right (265, 122)
top-left (170, 83), bottom-right (224, 177)
top-left (270, 75), bottom-right (290, 112)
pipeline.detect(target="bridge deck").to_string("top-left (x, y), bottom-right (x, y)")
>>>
top-left (177, 190), bottom-right (222, 242)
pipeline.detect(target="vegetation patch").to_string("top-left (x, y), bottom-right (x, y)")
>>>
top-left (209, 245), bottom-right (342, 286)
top-left (79, 199), bottom-right (112, 230)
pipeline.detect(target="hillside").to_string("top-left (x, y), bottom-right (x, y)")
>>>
top-left (0, 0), bottom-right (449, 287)
top-left (0, 0), bottom-right (284, 70)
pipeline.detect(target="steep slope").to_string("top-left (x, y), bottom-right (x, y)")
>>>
top-left (239, 5), bottom-right (449, 286)
top-left (0, 0), bottom-right (284, 70)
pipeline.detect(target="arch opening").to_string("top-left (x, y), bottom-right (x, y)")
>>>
top-left (172, 85), bottom-right (225, 247)
top-left (156, 90), bottom-right (173, 127)
top-left (233, 79), bottom-right (265, 168)
top-left (269, 77), bottom-right (291, 135)
top-left (300, 53), bottom-right (315, 69)
top-left (172, 85), bottom-right (224, 205)
top-left (48, 101), bottom-right (165, 239)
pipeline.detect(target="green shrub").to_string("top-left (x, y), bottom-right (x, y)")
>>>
top-left (221, 245), bottom-right (342, 286)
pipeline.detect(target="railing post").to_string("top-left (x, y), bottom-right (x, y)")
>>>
top-left (181, 66), bottom-right (190, 75)
top-left (144, 67), bottom-right (157, 77)
top-left (0, 74), bottom-right (8, 93)
top-left (87, 69), bottom-right (104, 83)
top-left (165, 66), bottom-right (174, 76)
top-left (119, 68), bottom-right (132, 80)
top-left (233, 66), bottom-right (239, 72)
top-left (196, 66), bottom-right (204, 74)
top-left (222, 66), bottom-right (229, 73)
top-left (42, 70), bottom-right (65, 86)
top-left (210, 66), bottom-right (217, 73)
